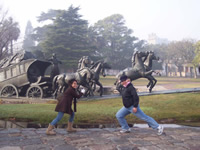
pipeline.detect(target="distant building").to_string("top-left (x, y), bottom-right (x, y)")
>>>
top-left (161, 62), bottom-right (200, 78)
top-left (148, 33), bottom-right (169, 45)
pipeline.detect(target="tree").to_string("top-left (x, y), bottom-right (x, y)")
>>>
top-left (22, 21), bottom-right (35, 52)
top-left (169, 40), bottom-right (195, 77)
top-left (33, 6), bottom-right (95, 70)
top-left (90, 14), bottom-right (143, 69)
top-left (0, 6), bottom-right (20, 59)
top-left (193, 41), bottom-right (200, 77)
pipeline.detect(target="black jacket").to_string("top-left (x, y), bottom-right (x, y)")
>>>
top-left (121, 83), bottom-right (139, 108)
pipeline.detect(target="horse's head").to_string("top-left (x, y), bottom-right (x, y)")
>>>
top-left (148, 51), bottom-right (159, 61)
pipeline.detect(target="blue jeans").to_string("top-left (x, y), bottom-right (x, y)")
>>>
top-left (50, 112), bottom-right (75, 126)
top-left (116, 105), bottom-right (159, 130)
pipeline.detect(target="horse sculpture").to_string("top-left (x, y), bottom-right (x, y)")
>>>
top-left (85, 60), bottom-right (111, 96)
top-left (143, 51), bottom-right (160, 90)
top-left (115, 51), bottom-right (160, 93)
top-left (52, 67), bottom-right (93, 98)
top-left (77, 56), bottom-right (94, 70)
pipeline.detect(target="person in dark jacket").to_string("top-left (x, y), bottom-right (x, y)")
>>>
top-left (46, 79), bottom-right (85, 135)
top-left (116, 75), bottom-right (164, 135)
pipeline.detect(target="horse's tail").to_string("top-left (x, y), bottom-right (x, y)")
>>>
top-left (52, 75), bottom-right (58, 91)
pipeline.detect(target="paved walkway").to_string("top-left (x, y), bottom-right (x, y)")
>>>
top-left (1, 125), bottom-right (200, 150)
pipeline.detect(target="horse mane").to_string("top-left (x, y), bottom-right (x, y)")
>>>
top-left (90, 60), bottom-right (103, 69)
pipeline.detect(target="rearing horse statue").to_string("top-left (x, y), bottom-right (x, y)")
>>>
top-left (115, 51), bottom-right (159, 93)
top-left (143, 51), bottom-right (161, 91)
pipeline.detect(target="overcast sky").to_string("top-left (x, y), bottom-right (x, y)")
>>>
top-left (1, 0), bottom-right (200, 42)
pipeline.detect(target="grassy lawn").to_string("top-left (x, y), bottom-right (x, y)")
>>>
top-left (0, 92), bottom-right (200, 126)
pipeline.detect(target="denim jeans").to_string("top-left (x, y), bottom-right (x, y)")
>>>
top-left (116, 105), bottom-right (159, 130)
top-left (50, 112), bottom-right (75, 126)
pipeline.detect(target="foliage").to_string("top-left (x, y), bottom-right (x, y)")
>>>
top-left (0, 6), bottom-right (20, 59)
top-left (193, 41), bottom-right (200, 65)
top-left (90, 14), bottom-right (144, 69)
top-left (33, 6), bottom-right (96, 70)
top-left (142, 39), bottom-right (197, 77)
top-left (22, 21), bottom-right (35, 52)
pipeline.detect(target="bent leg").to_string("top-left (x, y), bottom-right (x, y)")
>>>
top-left (116, 107), bottom-right (131, 130)
top-left (50, 112), bottom-right (64, 126)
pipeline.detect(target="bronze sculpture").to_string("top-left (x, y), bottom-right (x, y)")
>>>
top-left (85, 60), bottom-right (111, 96)
top-left (77, 56), bottom-right (94, 70)
top-left (53, 59), bottom-right (111, 97)
top-left (52, 68), bottom-right (93, 98)
top-left (115, 51), bottom-right (160, 93)
top-left (48, 53), bottom-right (62, 80)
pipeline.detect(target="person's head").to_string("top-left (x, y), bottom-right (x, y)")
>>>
top-left (68, 79), bottom-right (78, 89)
top-left (120, 75), bottom-right (129, 86)
top-left (52, 53), bottom-right (56, 58)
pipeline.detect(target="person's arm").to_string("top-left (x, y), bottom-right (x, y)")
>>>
top-left (70, 88), bottom-right (83, 99)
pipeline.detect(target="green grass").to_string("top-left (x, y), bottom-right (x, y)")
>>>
top-left (0, 92), bottom-right (200, 126)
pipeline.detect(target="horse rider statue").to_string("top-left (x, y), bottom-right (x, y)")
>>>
top-left (48, 53), bottom-right (62, 80)
top-left (77, 56), bottom-right (94, 70)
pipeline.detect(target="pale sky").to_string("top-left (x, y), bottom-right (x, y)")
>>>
top-left (1, 0), bottom-right (200, 42)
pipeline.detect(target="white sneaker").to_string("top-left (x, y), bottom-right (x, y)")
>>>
top-left (120, 128), bottom-right (131, 133)
top-left (157, 125), bottom-right (164, 135)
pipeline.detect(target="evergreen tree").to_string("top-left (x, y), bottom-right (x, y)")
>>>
top-left (91, 14), bottom-right (143, 69)
top-left (23, 21), bottom-right (35, 52)
top-left (34, 6), bottom-right (95, 70)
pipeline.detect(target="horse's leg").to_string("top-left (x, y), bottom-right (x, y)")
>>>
top-left (153, 70), bottom-right (161, 76)
top-left (143, 70), bottom-right (154, 76)
top-left (145, 76), bottom-right (153, 92)
top-left (150, 76), bottom-right (157, 91)
top-left (84, 83), bottom-right (94, 97)
top-left (53, 87), bottom-right (58, 98)
top-left (147, 79), bottom-right (151, 88)
top-left (95, 80), bottom-right (103, 96)
top-left (89, 81), bottom-right (96, 92)
top-left (146, 75), bottom-right (157, 92)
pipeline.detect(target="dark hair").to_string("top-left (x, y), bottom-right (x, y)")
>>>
top-left (120, 75), bottom-right (128, 82)
top-left (68, 78), bottom-right (77, 85)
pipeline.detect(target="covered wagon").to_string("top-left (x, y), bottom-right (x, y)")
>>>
top-left (0, 59), bottom-right (52, 98)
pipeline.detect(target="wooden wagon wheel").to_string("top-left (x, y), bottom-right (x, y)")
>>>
top-left (26, 85), bottom-right (43, 98)
top-left (0, 84), bottom-right (19, 98)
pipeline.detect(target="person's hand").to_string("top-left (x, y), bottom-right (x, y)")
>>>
top-left (81, 88), bottom-right (86, 94)
top-left (133, 107), bottom-right (137, 113)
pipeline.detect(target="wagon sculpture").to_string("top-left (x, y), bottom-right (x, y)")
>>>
top-left (0, 59), bottom-right (52, 98)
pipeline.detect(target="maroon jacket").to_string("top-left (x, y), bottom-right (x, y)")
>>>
top-left (55, 86), bottom-right (83, 114)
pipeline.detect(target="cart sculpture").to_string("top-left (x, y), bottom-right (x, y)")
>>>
top-left (0, 59), bottom-right (52, 98)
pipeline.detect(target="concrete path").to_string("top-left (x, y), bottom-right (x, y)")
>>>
top-left (1, 125), bottom-right (200, 150)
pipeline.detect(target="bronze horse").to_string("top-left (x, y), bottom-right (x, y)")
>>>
top-left (143, 51), bottom-right (160, 90)
top-left (52, 68), bottom-right (93, 98)
top-left (86, 60), bottom-right (111, 96)
top-left (115, 51), bottom-right (159, 93)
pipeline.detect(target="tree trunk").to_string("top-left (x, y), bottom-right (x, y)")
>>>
top-left (10, 41), bottom-right (13, 55)
top-left (193, 65), bottom-right (197, 79)
top-left (165, 63), bottom-right (168, 77)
